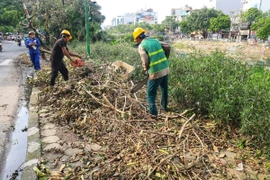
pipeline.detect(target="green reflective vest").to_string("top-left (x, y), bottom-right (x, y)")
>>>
top-left (141, 38), bottom-right (170, 74)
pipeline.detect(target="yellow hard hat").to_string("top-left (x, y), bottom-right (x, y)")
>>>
top-left (133, 27), bottom-right (145, 42)
top-left (60, 30), bottom-right (72, 39)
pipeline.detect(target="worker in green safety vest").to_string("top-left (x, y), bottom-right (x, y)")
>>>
top-left (133, 27), bottom-right (170, 120)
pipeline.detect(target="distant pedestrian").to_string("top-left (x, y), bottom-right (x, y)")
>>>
top-left (49, 30), bottom-right (82, 87)
top-left (25, 31), bottom-right (41, 70)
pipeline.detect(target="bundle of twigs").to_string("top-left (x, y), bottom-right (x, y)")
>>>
top-left (32, 64), bottom-right (222, 179)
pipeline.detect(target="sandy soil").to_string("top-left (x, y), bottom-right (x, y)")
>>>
top-left (173, 40), bottom-right (270, 62)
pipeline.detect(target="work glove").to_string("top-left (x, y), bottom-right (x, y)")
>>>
top-left (142, 69), bottom-right (148, 76)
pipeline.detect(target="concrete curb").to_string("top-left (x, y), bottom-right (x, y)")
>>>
top-left (21, 87), bottom-right (40, 180)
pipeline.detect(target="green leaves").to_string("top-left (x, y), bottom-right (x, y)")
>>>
top-left (0, 0), bottom-right (24, 29)
top-left (209, 14), bottom-right (231, 32)
top-left (178, 7), bottom-right (222, 37)
top-left (251, 17), bottom-right (270, 40)
top-left (169, 48), bottom-right (270, 156)
top-left (241, 7), bottom-right (263, 23)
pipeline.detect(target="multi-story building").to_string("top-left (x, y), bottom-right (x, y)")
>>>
top-left (134, 8), bottom-right (158, 24)
top-left (111, 8), bottom-right (158, 26)
top-left (111, 16), bottom-right (124, 26)
top-left (242, 0), bottom-right (262, 11)
top-left (123, 13), bottom-right (135, 25)
top-left (261, 0), bottom-right (270, 12)
top-left (171, 5), bottom-right (192, 21)
top-left (208, 0), bottom-right (243, 15)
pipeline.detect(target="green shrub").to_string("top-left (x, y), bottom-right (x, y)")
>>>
top-left (240, 67), bottom-right (270, 146)
top-left (170, 51), bottom-right (248, 122)
top-left (169, 50), bottom-right (270, 155)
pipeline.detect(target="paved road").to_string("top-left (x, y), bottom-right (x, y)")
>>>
top-left (0, 40), bottom-right (28, 175)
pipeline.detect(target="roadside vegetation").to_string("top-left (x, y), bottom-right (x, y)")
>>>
top-left (25, 40), bottom-right (270, 179)
top-left (69, 39), bottom-right (270, 160)
top-left (2, 0), bottom-right (270, 178)
top-left (82, 41), bottom-right (270, 158)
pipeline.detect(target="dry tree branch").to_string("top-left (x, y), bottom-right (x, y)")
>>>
top-left (178, 114), bottom-right (196, 140)
top-left (102, 94), bottom-right (124, 114)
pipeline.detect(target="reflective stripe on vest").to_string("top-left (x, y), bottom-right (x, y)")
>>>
top-left (141, 37), bottom-right (169, 74)
top-left (148, 49), bottom-right (164, 57)
top-left (150, 57), bottom-right (167, 67)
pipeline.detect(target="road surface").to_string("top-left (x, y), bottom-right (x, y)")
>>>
top-left (0, 40), bottom-right (28, 176)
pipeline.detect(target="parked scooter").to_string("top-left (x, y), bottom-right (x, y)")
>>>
top-left (17, 38), bottom-right (22, 46)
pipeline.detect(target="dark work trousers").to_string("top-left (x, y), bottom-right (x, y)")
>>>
top-left (29, 52), bottom-right (40, 70)
top-left (50, 60), bottom-right (68, 86)
top-left (147, 75), bottom-right (168, 116)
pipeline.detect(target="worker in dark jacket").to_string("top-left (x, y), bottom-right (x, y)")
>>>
top-left (49, 30), bottom-right (81, 86)
top-left (133, 27), bottom-right (170, 119)
top-left (25, 31), bottom-right (41, 70)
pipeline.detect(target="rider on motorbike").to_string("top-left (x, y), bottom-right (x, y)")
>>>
top-left (17, 36), bottom-right (22, 46)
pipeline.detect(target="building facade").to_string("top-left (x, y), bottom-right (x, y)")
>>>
top-left (242, 0), bottom-right (262, 11)
top-left (134, 8), bottom-right (158, 24)
top-left (208, 0), bottom-right (243, 14)
top-left (124, 13), bottom-right (135, 25)
top-left (111, 8), bottom-right (158, 26)
top-left (111, 16), bottom-right (124, 26)
top-left (261, 0), bottom-right (270, 12)
top-left (171, 5), bottom-right (192, 21)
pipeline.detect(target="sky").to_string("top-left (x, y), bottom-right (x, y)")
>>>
top-left (96, 0), bottom-right (270, 26)
top-left (96, 0), bottom-right (210, 25)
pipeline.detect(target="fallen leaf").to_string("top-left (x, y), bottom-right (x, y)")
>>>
top-left (218, 153), bottom-right (226, 158)
top-left (227, 147), bottom-right (235, 152)
top-left (212, 144), bottom-right (219, 153)
top-left (158, 149), bottom-right (169, 155)
top-left (235, 162), bottom-right (244, 171)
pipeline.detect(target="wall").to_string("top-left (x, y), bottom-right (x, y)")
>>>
top-left (215, 0), bottom-right (243, 14)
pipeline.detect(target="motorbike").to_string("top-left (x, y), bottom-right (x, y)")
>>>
top-left (0, 40), bottom-right (2, 52)
top-left (17, 39), bottom-right (22, 46)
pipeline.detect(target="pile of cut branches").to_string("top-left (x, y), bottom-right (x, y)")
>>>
top-left (30, 63), bottom-right (230, 179)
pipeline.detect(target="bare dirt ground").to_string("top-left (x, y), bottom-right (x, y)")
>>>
top-left (173, 40), bottom-right (270, 63)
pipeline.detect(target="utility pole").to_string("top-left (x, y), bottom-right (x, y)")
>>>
top-left (259, 0), bottom-right (262, 10)
top-left (84, 0), bottom-right (90, 56)
top-left (37, 0), bottom-right (40, 29)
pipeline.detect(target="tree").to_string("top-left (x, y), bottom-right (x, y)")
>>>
top-left (20, 0), bottom-right (105, 43)
top-left (151, 24), bottom-right (166, 34)
top-left (262, 10), bottom-right (270, 18)
top-left (106, 22), bottom-right (154, 36)
top-left (179, 7), bottom-right (222, 38)
top-left (241, 7), bottom-right (263, 23)
top-left (1, 10), bottom-right (22, 27)
top-left (0, 0), bottom-right (24, 33)
top-left (209, 14), bottom-right (231, 32)
top-left (251, 17), bottom-right (270, 40)
top-left (161, 16), bottom-right (178, 33)
top-left (179, 19), bottom-right (192, 34)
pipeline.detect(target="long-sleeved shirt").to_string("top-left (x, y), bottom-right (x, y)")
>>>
top-left (138, 39), bottom-right (170, 80)
top-left (26, 38), bottom-right (41, 54)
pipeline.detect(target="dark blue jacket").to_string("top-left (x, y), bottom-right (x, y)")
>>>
top-left (26, 38), bottom-right (41, 54)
